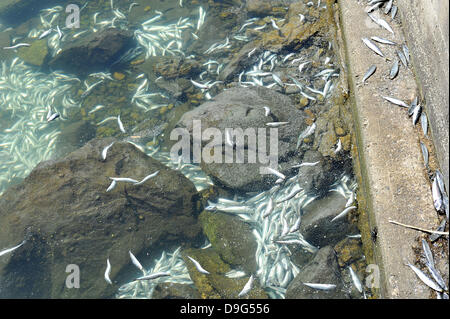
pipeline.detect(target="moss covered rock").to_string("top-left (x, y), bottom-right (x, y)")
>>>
top-left (17, 39), bottom-right (48, 66)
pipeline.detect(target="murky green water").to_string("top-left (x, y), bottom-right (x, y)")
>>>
top-left (0, 0), bottom-right (372, 299)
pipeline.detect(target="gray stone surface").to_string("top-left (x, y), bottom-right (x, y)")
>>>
top-left (396, 0), bottom-right (449, 193)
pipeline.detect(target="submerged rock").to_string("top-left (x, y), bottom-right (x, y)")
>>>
top-left (199, 210), bottom-right (258, 273)
top-left (286, 246), bottom-right (348, 299)
top-left (300, 192), bottom-right (358, 247)
top-left (48, 29), bottom-right (135, 77)
top-left (17, 39), bottom-right (48, 67)
top-left (152, 283), bottom-right (201, 299)
top-left (176, 86), bottom-right (308, 192)
top-left (182, 248), bottom-right (267, 299)
top-left (0, 138), bottom-right (201, 298)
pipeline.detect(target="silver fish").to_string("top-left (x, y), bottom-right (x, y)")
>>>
top-left (263, 197), bottom-right (274, 218)
top-left (382, 96), bottom-right (409, 108)
top-left (407, 263), bottom-right (442, 292)
top-left (292, 161), bottom-right (320, 168)
top-left (432, 177), bottom-right (443, 212)
top-left (435, 170), bottom-right (446, 195)
top-left (349, 266), bottom-right (363, 293)
top-left (425, 263), bottom-right (448, 291)
top-left (187, 256), bottom-right (210, 274)
top-left (225, 270), bottom-right (247, 279)
top-left (420, 113), bottom-right (428, 137)
top-left (384, 0), bottom-right (393, 14)
top-left (397, 50), bottom-right (408, 67)
top-left (331, 206), bottom-right (357, 222)
top-left (264, 167), bottom-right (286, 180)
top-left (39, 28), bottom-right (53, 39)
top-left (303, 283), bottom-right (336, 291)
top-left (266, 122), bottom-right (289, 127)
top-left (391, 5), bottom-right (398, 19)
top-left (408, 96), bottom-right (418, 116)
top-left (402, 44), bottom-right (410, 64)
top-left (105, 258), bottom-right (112, 284)
top-left (3, 43), bottom-right (30, 50)
top-left (368, 13), bottom-right (394, 34)
top-left (110, 177), bottom-right (139, 183)
top-left (238, 275), bottom-right (254, 297)
top-left (117, 115), bottom-right (126, 133)
top-left (129, 250), bottom-right (145, 273)
top-left (421, 239), bottom-right (434, 268)
top-left (370, 36), bottom-right (396, 45)
top-left (263, 106), bottom-right (271, 117)
top-left (420, 142), bottom-right (428, 167)
top-left (430, 219), bottom-right (446, 242)
top-left (106, 180), bottom-right (117, 192)
top-left (137, 272), bottom-right (170, 280)
top-left (412, 104), bottom-right (422, 126)
top-left (0, 240), bottom-right (25, 257)
top-left (389, 60), bottom-right (399, 80)
top-left (362, 37), bottom-right (384, 57)
top-left (47, 112), bottom-right (60, 122)
top-left (362, 65), bottom-right (376, 83)
top-left (277, 185), bottom-right (303, 203)
top-left (102, 142), bottom-right (115, 160)
top-left (133, 171), bottom-right (159, 185)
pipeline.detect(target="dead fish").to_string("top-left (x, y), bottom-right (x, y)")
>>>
top-left (432, 177), bottom-right (443, 212)
top-left (225, 270), bottom-right (247, 279)
top-left (389, 60), bottom-right (399, 80)
top-left (370, 36), bottom-right (396, 45)
top-left (133, 171), bottom-right (159, 185)
top-left (110, 177), bottom-right (139, 183)
top-left (420, 142), bottom-right (429, 167)
top-left (384, 0), bottom-right (393, 14)
top-left (101, 142), bottom-right (115, 160)
top-left (137, 272), bottom-right (170, 280)
top-left (129, 250), bottom-right (145, 273)
top-left (402, 44), bottom-right (410, 64)
top-left (187, 256), bottom-right (210, 274)
top-left (397, 50), bottom-right (408, 67)
top-left (106, 180), bottom-right (117, 192)
top-left (105, 258), bottom-right (113, 284)
top-left (265, 167), bottom-right (286, 180)
top-left (368, 13), bottom-right (394, 34)
top-left (334, 139), bottom-right (342, 154)
top-left (39, 28), bottom-right (53, 39)
top-left (263, 106), bottom-right (271, 116)
top-left (303, 283), bottom-right (336, 291)
top-left (421, 113), bottom-right (428, 136)
top-left (425, 263), bottom-right (448, 291)
top-left (362, 65), bottom-right (377, 83)
top-left (3, 43), bottom-right (30, 50)
top-left (262, 197), bottom-right (274, 218)
top-left (366, 2), bottom-right (383, 13)
top-left (435, 170), bottom-right (446, 195)
top-left (331, 206), bottom-right (357, 222)
top-left (292, 161), bottom-right (320, 168)
top-left (238, 275), bottom-right (254, 297)
top-left (362, 37), bottom-right (384, 57)
top-left (0, 240), bottom-right (26, 257)
top-left (276, 185), bottom-right (303, 203)
top-left (407, 263), bottom-right (442, 292)
top-left (266, 122), bottom-right (289, 127)
top-left (430, 219), bottom-right (447, 242)
top-left (412, 104), bottom-right (422, 125)
top-left (47, 112), bottom-right (60, 122)
top-left (408, 96), bottom-right (418, 116)
top-left (349, 266), bottom-right (363, 293)
top-left (117, 115), bottom-right (126, 133)
top-left (391, 5), bottom-right (398, 19)
top-left (382, 96), bottom-right (409, 108)
top-left (421, 239), bottom-right (434, 267)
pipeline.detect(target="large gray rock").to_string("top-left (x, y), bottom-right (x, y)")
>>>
top-left (175, 86), bottom-right (308, 192)
top-left (48, 29), bottom-right (135, 77)
top-left (286, 246), bottom-right (348, 299)
top-left (300, 192), bottom-right (358, 247)
top-left (0, 138), bottom-right (201, 298)
top-left (297, 150), bottom-right (336, 196)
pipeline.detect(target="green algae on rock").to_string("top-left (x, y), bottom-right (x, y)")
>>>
top-left (17, 39), bottom-right (48, 66)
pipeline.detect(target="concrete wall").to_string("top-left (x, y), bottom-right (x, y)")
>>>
top-left (397, 0), bottom-right (449, 191)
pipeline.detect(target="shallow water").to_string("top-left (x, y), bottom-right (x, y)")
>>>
top-left (0, 0), bottom-right (370, 299)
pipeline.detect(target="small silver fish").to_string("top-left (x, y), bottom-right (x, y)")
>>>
top-left (0, 240), bottom-right (25, 257)
top-left (105, 258), bottom-right (112, 284)
top-left (408, 96), bottom-right (418, 116)
top-left (384, 0), bottom-right (393, 14)
top-left (397, 50), bottom-right (408, 67)
top-left (389, 60), bottom-right (399, 80)
top-left (412, 104), bottom-right (422, 126)
top-left (266, 122), bottom-right (289, 127)
top-left (430, 219), bottom-right (447, 242)
top-left (3, 43), bottom-right (30, 50)
top-left (238, 275), bottom-right (254, 297)
top-left (349, 266), bottom-right (363, 293)
top-left (262, 197), bottom-right (274, 218)
top-left (370, 36), bottom-right (396, 45)
top-left (407, 263), bottom-right (442, 292)
top-left (39, 28), bottom-right (53, 39)
top-left (187, 256), bottom-right (210, 274)
top-left (137, 272), bottom-right (170, 280)
top-left (110, 177), bottom-right (139, 183)
top-left (117, 115), bottom-right (126, 133)
top-left (391, 5), bottom-right (398, 19)
top-left (264, 167), bottom-right (286, 180)
top-left (101, 142), bottom-right (115, 160)
top-left (420, 113), bottom-right (428, 136)
top-left (402, 44), bottom-right (410, 64)
top-left (129, 250), bottom-right (144, 273)
top-left (432, 177), bottom-right (443, 212)
top-left (133, 171), bottom-right (159, 185)
top-left (331, 206), bottom-right (357, 222)
top-left (382, 96), bottom-right (409, 108)
top-left (362, 65), bottom-right (376, 83)
top-left (362, 37), bottom-right (384, 57)
top-left (225, 270), bottom-right (247, 279)
top-left (303, 283), bottom-right (336, 291)
top-left (263, 106), bottom-right (271, 117)
top-left (106, 180), bottom-right (117, 192)
top-left (420, 142), bottom-right (429, 167)
top-left (421, 239), bottom-right (434, 267)
top-left (47, 112), bottom-right (60, 122)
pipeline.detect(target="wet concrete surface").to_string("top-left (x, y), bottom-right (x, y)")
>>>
top-left (337, 0), bottom-right (441, 298)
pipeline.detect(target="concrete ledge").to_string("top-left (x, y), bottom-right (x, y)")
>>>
top-left (337, 1), bottom-right (439, 298)
top-left (396, 0), bottom-right (449, 193)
